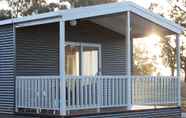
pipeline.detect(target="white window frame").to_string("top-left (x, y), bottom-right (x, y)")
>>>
top-left (65, 41), bottom-right (102, 76)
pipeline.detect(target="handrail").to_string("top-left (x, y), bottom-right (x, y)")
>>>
top-left (16, 76), bottom-right (59, 79)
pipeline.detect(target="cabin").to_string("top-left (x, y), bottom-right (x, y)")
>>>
top-left (0, 1), bottom-right (184, 117)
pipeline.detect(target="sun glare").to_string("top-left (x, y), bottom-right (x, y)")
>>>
top-left (142, 34), bottom-right (161, 51)
top-left (148, 34), bottom-right (161, 41)
top-left (134, 33), bottom-right (171, 76)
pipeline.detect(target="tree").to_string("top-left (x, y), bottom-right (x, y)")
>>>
top-left (24, 0), bottom-right (47, 15)
top-left (8, 0), bottom-right (117, 17)
top-left (8, 0), bottom-right (48, 17)
top-left (0, 9), bottom-right (11, 20)
top-left (8, 0), bottom-right (31, 17)
top-left (149, 3), bottom-right (159, 12)
top-left (133, 63), bottom-right (157, 75)
top-left (133, 42), bottom-right (157, 76)
top-left (164, 0), bottom-right (186, 81)
top-left (64, 0), bottom-right (116, 7)
top-left (149, 0), bottom-right (186, 81)
top-left (169, 0), bottom-right (186, 81)
top-left (160, 36), bottom-right (177, 76)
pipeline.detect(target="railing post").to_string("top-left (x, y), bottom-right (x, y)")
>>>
top-left (59, 18), bottom-right (66, 115)
top-left (126, 11), bottom-right (132, 110)
top-left (97, 76), bottom-right (101, 112)
top-left (176, 34), bottom-right (181, 106)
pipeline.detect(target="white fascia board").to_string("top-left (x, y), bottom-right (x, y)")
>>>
top-left (0, 19), bottom-right (14, 26)
top-left (15, 12), bottom-right (61, 23)
top-left (15, 17), bottom-right (61, 28)
top-left (0, 11), bottom-right (61, 26)
top-left (61, 2), bottom-right (130, 21)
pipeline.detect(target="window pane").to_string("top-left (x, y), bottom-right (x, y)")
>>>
top-left (82, 47), bottom-right (99, 76)
top-left (65, 44), bottom-right (80, 76)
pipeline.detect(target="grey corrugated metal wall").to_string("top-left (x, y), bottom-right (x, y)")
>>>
top-left (16, 23), bottom-right (59, 76)
top-left (0, 25), bottom-right (15, 114)
top-left (16, 21), bottom-right (127, 76)
top-left (66, 21), bottom-right (128, 75)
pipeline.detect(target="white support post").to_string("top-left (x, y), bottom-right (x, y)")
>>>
top-left (59, 18), bottom-right (66, 115)
top-left (176, 34), bottom-right (181, 107)
top-left (126, 11), bottom-right (132, 110)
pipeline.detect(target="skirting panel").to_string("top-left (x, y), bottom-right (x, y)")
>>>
top-left (68, 107), bottom-right (181, 118)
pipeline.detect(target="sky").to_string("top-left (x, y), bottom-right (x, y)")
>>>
top-left (126, 0), bottom-right (168, 8)
top-left (0, 0), bottom-right (9, 9)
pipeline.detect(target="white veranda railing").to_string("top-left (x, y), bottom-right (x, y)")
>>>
top-left (65, 76), bottom-right (128, 110)
top-left (16, 75), bottom-right (179, 112)
top-left (132, 76), bottom-right (178, 105)
top-left (16, 76), bottom-right (128, 111)
top-left (16, 76), bottom-right (60, 110)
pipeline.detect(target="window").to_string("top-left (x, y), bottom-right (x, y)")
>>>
top-left (65, 44), bottom-right (80, 76)
top-left (65, 42), bottom-right (101, 76)
top-left (82, 47), bottom-right (100, 76)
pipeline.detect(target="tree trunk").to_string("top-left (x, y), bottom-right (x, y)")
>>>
top-left (184, 67), bottom-right (186, 83)
top-left (171, 68), bottom-right (174, 76)
top-left (184, 63), bottom-right (186, 83)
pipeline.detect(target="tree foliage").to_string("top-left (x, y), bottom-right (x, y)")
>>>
top-left (169, 1), bottom-right (186, 81)
top-left (160, 36), bottom-right (176, 76)
top-left (0, 9), bottom-right (11, 20)
top-left (165, 1), bottom-right (186, 81)
top-left (7, 0), bottom-right (117, 17)
top-left (150, 0), bottom-right (186, 81)
top-left (8, 0), bottom-right (48, 17)
top-left (133, 43), bottom-right (157, 76)
top-left (8, 0), bottom-right (31, 17)
top-left (64, 0), bottom-right (116, 7)
top-left (133, 63), bottom-right (157, 76)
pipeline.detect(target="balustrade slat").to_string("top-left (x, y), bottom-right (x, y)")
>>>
top-left (55, 79), bottom-right (57, 109)
top-left (93, 79), bottom-right (96, 106)
top-left (120, 78), bottom-right (122, 105)
top-left (45, 79), bottom-right (48, 108)
top-left (50, 79), bottom-right (52, 108)
top-left (76, 79), bottom-right (79, 107)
